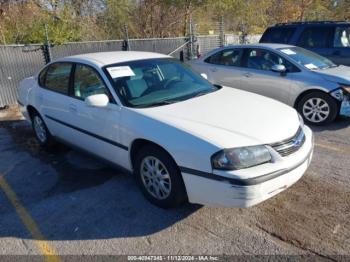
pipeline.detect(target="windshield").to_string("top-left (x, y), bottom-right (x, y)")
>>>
top-left (105, 58), bottom-right (216, 108)
top-left (277, 47), bottom-right (336, 70)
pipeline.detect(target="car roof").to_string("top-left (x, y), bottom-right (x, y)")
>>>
top-left (226, 43), bottom-right (295, 49)
top-left (202, 43), bottom-right (295, 58)
top-left (55, 51), bottom-right (171, 67)
top-left (272, 21), bottom-right (350, 27)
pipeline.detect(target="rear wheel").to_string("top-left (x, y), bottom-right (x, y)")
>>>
top-left (31, 111), bottom-right (55, 149)
top-left (297, 91), bottom-right (338, 125)
top-left (134, 145), bottom-right (187, 208)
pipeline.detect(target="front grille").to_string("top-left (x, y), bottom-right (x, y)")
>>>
top-left (270, 127), bottom-right (305, 157)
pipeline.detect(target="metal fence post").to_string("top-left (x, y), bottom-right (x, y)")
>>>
top-left (219, 16), bottom-right (225, 47)
top-left (239, 23), bottom-right (248, 44)
top-left (187, 17), bottom-right (197, 60)
top-left (41, 45), bottom-right (51, 64)
top-left (123, 24), bottom-right (130, 51)
top-left (42, 23), bottom-right (52, 63)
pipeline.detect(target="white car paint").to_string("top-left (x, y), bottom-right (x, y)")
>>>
top-left (18, 51), bottom-right (313, 208)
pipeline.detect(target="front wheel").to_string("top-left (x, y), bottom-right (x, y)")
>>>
top-left (134, 145), bottom-right (187, 208)
top-left (297, 91), bottom-right (339, 125)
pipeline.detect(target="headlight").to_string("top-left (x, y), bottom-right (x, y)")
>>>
top-left (331, 84), bottom-right (350, 101)
top-left (330, 88), bottom-right (345, 101)
top-left (211, 146), bottom-right (272, 170)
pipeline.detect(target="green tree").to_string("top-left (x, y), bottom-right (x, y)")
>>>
top-left (0, 0), bottom-right (81, 44)
top-left (96, 0), bottom-right (132, 39)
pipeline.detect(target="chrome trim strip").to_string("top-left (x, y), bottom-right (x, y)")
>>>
top-left (45, 115), bottom-right (129, 151)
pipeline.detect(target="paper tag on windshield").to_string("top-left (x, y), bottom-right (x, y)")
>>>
top-left (304, 63), bottom-right (318, 70)
top-left (280, 49), bottom-right (296, 55)
top-left (107, 66), bottom-right (135, 78)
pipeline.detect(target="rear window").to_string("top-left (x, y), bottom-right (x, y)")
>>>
top-left (260, 27), bottom-right (296, 44)
top-left (204, 49), bottom-right (243, 66)
top-left (44, 63), bottom-right (72, 95)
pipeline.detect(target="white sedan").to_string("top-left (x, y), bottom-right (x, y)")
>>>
top-left (18, 51), bottom-right (314, 208)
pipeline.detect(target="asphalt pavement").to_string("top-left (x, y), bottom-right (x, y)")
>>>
top-left (0, 107), bottom-right (349, 261)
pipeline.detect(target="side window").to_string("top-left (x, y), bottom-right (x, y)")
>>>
top-left (334, 26), bottom-right (350, 47)
top-left (73, 64), bottom-right (109, 100)
top-left (204, 51), bottom-right (223, 64)
top-left (204, 49), bottom-right (243, 66)
top-left (298, 27), bottom-right (333, 48)
top-left (45, 63), bottom-right (72, 94)
top-left (260, 27), bottom-right (296, 44)
top-left (38, 67), bottom-right (47, 87)
top-left (245, 49), bottom-right (299, 72)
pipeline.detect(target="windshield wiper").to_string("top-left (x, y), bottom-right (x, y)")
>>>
top-left (133, 99), bottom-right (178, 108)
top-left (133, 89), bottom-right (217, 108)
top-left (193, 89), bottom-right (216, 98)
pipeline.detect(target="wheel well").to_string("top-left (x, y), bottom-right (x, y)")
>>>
top-left (293, 89), bottom-right (331, 108)
top-left (26, 105), bottom-right (39, 120)
top-left (129, 139), bottom-right (178, 172)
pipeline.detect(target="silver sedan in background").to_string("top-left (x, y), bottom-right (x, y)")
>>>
top-left (188, 44), bottom-right (350, 125)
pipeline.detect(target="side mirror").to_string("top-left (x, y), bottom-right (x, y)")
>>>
top-left (200, 73), bottom-right (208, 80)
top-left (85, 94), bottom-right (109, 108)
top-left (271, 64), bottom-right (287, 75)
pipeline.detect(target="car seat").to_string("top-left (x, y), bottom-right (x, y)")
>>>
top-left (126, 68), bottom-right (148, 98)
top-left (341, 31), bottom-right (350, 47)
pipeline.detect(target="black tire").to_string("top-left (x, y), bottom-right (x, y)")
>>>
top-left (31, 111), bottom-right (56, 149)
top-left (297, 91), bottom-right (339, 126)
top-left (134, 145), bottom-right (187, 208)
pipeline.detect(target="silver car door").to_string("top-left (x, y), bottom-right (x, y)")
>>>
top-left (200, 48), bottom-right (245, 88)
top-left (239, 48), bottom-right (299, 105)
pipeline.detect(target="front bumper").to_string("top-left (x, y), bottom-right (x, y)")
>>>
top-left (17, 100), bottom-right (30, 121)
top-left (181, 126), bottom-right (314, 208)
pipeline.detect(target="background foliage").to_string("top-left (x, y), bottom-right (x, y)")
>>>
top-left (0, 0), bottom-right (349, 44)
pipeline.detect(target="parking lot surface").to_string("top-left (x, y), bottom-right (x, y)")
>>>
top-left (0, 107), bottom-right (349, 260)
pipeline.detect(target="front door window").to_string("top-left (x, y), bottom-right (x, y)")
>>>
top-left (73, 64), bottom-right (110, 100)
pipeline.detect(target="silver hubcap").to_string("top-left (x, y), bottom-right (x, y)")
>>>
top-left (303, 98), bottom-right (330, 123)
top-left (33, 116), bottom-right (47, 143)
top-left (140, 156), bottom-right (171, 200)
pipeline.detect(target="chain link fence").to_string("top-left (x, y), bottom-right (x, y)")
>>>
top-left (0, 45), bottom-right (45, 107)
top-left (50, 40), bottom-right (125, 59)
top-left (0, 33), bottom-right (261, 107)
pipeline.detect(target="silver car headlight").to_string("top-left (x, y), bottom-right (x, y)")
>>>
top-left (330, 88), bottom-right (344, 101)
top-left (211, 146), bottom-right (272, 170)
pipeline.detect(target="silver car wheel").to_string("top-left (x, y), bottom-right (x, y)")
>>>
top-left (140, 156), bottom-right (171, 200)
top-left (302, 98), bottom-right (330, 123)
top-left (33, 116), bottom-right (47, 143)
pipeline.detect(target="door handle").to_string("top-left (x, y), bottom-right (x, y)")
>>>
top-left (210, 67), bottom-right (218, 72)
top-left (243, 72), bottom-right (253, 77)
top-left (69, 104), bottom-right (77, 113)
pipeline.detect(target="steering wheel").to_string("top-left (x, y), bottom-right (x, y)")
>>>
top-left (163, 77), bottom-right (182, 88)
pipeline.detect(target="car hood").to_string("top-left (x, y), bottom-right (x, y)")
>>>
top-left (139, 87), bottom-right (300, 148)
top-left (315, 65), bottom-right (350, 85)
